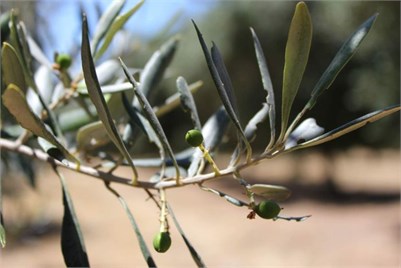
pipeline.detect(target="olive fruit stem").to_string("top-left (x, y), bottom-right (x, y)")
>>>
top-left (198, 143), bottom-right (220, 175)
top-left (159, 189), bottom-right (169, 232)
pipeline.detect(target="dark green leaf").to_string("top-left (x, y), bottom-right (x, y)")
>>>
top-left (121, 58), bottom-right (181, 181)
top-left (250, 28), bottom-right (276, 149)
top-left (192, 21), bottom-right (252, 163)
top-left (105, 184), bottom-right (157, 268)
top-left (177, 76), bottom-right (202, 130)
top-left (290, 105), bottom-right (400, 151)
top-left (56, 168), bottom-right (90, 267)
top-left (280, 2), bottom-right (312, 141)
top-left (307, 13), bottom-right (378, 109)
top-left (81, 14), bottom-right (138, 182)
top-left (168, 203), bottom-right (206, 267)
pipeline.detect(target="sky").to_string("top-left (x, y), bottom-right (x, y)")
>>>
top-left (34, 0), bottom-right (216, 59)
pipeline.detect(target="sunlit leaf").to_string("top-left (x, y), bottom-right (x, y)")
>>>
top-left (27, 35), bottom-right (53, 69)
top-left (250, 28), bottom-right (276, 149)
top-left (120, 58), bottom-right (181, 181)
top-left (81, 14), bottom-right (138, 182)
top-left (105, 183), bottom-right (157, 268)
top-left (290, 105), bottom-right (401, 151)
top-left (94, 0), bottom-right (144, 61)
top-left (177, 76), bottom-right (202, 130)
top-left (55, 168), bottom-right (90, 267)
top-left (2, 84), bottom-right (79, 164)
top-left (91, 0), bottom-right (126, 54)
top-left (248, 184), bottom-right (291, 201)
top-left (168, 203), bottom-right (207, 267)
top-left (1, 43), bottom-right (26, 92)
top-left (284, 118), bottom-right (324, 150)
top-left (76, 121), bottom-right (111, 153)
top-left (244, 104), bottom-right (269, 143)
top-left (280, 2), bottom-right (312, 141)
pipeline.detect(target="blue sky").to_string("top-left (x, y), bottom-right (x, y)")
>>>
top-left (35, 0), bottom-right (216, 58)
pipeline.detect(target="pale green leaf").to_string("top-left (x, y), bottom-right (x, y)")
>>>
top-left (92, 0), bottom-right (126, 54)
top-left (248, 184), bottom-right (291, 201)
top-left (76, 121), bottom-right (111, 153)
top-left (177, 76), bottom-right (202, 130)
top-left (2, 84), bottom-right (79, 164)
top-left (94, 0), bottom-right (144, 61)
top-left (81, 14), bottom-right (138, 182)
top-left (280, 2), bottom-right (312, 140)
top-left (0, 222), bottom-right (5, 248)
top-left (291, 105), bottom-right (401, 151)
top-left (1, 43), bottom-right (26, 92)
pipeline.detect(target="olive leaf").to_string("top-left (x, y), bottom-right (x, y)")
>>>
top-left (284, 118), bottom-right (324, 150)
top-left (76, 121), bottom-right (111, 153)
top-left (192, 20), bottom-right (252, 164)
top-left (94, 0), bottom-right (144, 61)
top-left (2, 84), bottom-right (79, 164)
top-left (248, 184), bottom-right (291, 201)
top-left (54, 167), bottom-right (90, 267)
top-left (1, 42), bottom-right (26, 92)
top-left (167, 203), bottom-right (207, 267)
top-left (139, 36), bottom-right (179, 98)
top-left (81, 14), bottom-right (138, 182)
top-left (120, 58), bottom-right (181, 182)
top-left (279, 2), bottom-right (312, 143)
top-left (250, 28), bottom-right (276, 149)
top-left (91, 0), bottom-right (126, 54)
top-left (288, 105), bottom-right (401, 151)
top-left (307, 13), bottom-right (378, 110)
top-left (37, 137), bottom-right (67, 163)
top-left (105, 183), bottom-right (157, 268)
top-left (0, 220), bottom-right (5, 248)
top-left (27, 35), bottom-right (53, 69)
top-left (177, 76), bottom-right (202, 130)
top-left (286, 13), bottom-right (379, 139)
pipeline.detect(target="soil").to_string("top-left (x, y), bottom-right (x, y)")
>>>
top-left (1, 147), bottom-right (400, 267)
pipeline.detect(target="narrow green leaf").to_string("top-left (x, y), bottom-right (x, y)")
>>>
top-left (280, 2), bottom-right (312, 141)
top-left (27, 36), bottom-right (53, 69)
top-left (105, 183), bottom-right (157, 268)
top-left (290, 105), bottom-right (401, 151)
top-left (76, 121), bottom-right (111, 153)
top-left (2, 84), bottom-right (79, 164)
top-left (94, 0), bottom-right (144, 61)
top-left (139, 36), bottom-right (179, 98)
top-left (307, 13), bottom-right (378, 110)
top-left (177, 76), bottom-right (202, 130)
top-left (81, 14), bottom-right (138, 182)
top-left (167, 203), bottom-right (207, 267)
top-left (192, 20), bottom-right (252, 164)
top-left (1, 43), bottom-right (26, 92)
top-left (54, 168), bottom-right (90, 267)
top-left (120, 58), bottom-right (181, 181)
top-left (250, 28), bottom-right (276, 149)
top-left (248, 184), bottom-right (291, 201)
top-left (91, 0), bottom-right (126, 54)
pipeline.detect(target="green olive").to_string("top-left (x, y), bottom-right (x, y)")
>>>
top-left (153, 232), bottom-right (172, 253)
top-left (56, 53), bottom-right (72, 69)
top-left (185, 129), bottom-right (204, 147)
top-left (255, 200), bottom-right (281, 219)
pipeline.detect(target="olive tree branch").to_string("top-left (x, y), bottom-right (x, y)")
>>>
top-left (0, 138), bottom-right (274, 189)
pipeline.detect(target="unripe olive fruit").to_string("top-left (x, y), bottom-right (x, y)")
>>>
top-left (153, 232), bottom-right (172, 253)
top-left (185, 129), bottom-right (204, 147)
top-left (56, 53), bottom-right (72, 69)
top-left (255, 200), bottom-right (281, 219)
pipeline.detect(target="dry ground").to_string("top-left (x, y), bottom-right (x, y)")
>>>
top-left (1, 147), bottom-right (400, 267)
